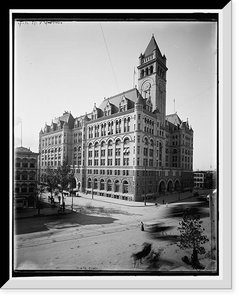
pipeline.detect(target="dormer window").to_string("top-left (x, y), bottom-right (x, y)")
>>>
top-left (104, 100), bottom-right (112, 116)
top-left (119, 96), bottom-right (128, 112)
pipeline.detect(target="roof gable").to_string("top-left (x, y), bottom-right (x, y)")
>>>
top-left (99, 88), bottom-right (143, 111)
top-left (166, 113), bottom-right (182, 126)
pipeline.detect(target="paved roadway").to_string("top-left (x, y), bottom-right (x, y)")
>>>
top-left (14, 190), bottom-right (211, 271)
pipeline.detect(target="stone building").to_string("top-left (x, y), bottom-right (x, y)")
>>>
top-left (39, 35), bottom-right (194, 201)
top-left (14, 146), bottom-right (39, 208)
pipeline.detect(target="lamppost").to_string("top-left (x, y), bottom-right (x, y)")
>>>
top-left (178, 185), bottom-right (181, 201)
top-left (91, 178), bottom-right (94, 199)
top-left (69, 170), bottom-right (74, 211)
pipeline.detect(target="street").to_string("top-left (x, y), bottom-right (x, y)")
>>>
top-left (14, 191), bottom-right (212, 272)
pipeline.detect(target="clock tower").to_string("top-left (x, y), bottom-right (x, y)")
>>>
top-left (137, 35), bottom-right (168, 126)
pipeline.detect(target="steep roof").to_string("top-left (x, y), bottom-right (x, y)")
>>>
top-left (144, 35), bottom-right (163, 59)
top-left (54, 111), bottom-right (73, 124)
top-left (98, 88), bottom-right (144, 111)
top-left (166, 113), bottom-right (182, 126)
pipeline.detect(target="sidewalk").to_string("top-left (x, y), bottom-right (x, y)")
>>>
top-left (14, 189), bottom-right (212, 219)
top-left (77, 192), bottom-right (155, 207)
top-left (67, 189), bottom-right (211, 208)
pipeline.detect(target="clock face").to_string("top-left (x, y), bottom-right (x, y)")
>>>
top-left (141, 81), bottom-right (151, 92)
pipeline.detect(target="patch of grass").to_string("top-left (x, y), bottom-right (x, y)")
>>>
top-left (77, 204), bottom-right (132, 216)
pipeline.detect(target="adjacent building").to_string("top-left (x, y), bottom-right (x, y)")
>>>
top-left (193, 170), bottom-right (216, 189)
top-left (14, 146), bottom-right (39, 208)
top-left (39, 35), bottom-right (194, 201)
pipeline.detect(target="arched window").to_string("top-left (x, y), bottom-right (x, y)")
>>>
top-left (29, 172), bottom-right (36, 181)
top-left (29, 183), bottom-right (35, 193)
top-left (107, 179), bottom-right (112, 191)
top-left (115, 180), bottom-right (120, 193)
top-left (15, 158), bottom-right (21, 168)
top-left (21, 183), bottom-right (28, 193)
top-left (124, 137), bottom-right (130, 145)
top-left (100, 179), bottom-right (105, 190)
top-left (115, 139), bottom-right (121, 146)
top-left (94, 178), bottom-right (98, 189)
top-left (123, 180), bottom-right (129, 193)
top-left (108, 139), bottom-right (113, 147)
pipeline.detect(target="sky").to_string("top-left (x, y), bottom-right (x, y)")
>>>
top-left (13, 20), bottom-right (217, 170)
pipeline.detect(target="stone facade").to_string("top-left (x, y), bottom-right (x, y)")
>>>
top-left (39, 35), bottom-right (194, 201)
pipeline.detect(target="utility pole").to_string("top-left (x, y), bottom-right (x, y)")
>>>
top-left (209, 191), bottom-right (217, 261)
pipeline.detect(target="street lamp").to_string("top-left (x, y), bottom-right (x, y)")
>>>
top-left (178, 185), bottom-right (181, 201)
top-left (91, 178), bottom-right (94, 199)
top-left (69, 170), bottom-right (74, 211)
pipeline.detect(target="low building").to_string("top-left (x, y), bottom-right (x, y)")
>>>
top-left (14, 146), bottom-right (39, 208)
top-left (193, 170), bottom-right (215, 189)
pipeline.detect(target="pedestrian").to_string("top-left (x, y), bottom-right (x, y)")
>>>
top-left (62, 201), bottom-right (65, 212)
top-left (140, 221), bottom-right (144, 231)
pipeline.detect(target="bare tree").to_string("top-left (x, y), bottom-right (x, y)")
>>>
top-left (54, 159), bottom-right (74, 206)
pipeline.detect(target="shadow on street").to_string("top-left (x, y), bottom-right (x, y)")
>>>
top-left (15, 211), bottom-right (118, 235)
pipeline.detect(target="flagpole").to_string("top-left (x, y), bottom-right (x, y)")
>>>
top-left (133, 67), bottom-right (136, 88)
top-left (20, 119), bottom-right (22, 147)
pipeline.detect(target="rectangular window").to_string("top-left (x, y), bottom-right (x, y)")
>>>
top-left (123, 158), bottom-right (129, 166)
top-left (115, 148), bottom-right (121, 156)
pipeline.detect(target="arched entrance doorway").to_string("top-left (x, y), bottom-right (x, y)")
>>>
top-left (174, 179), bottom-right (181, 192)
top-left (158, 180), bottom-right (166, 195)
top-left (71, 177), bottom-right (77, 189)
top-left (167, 180), bottom-right (173, 192)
